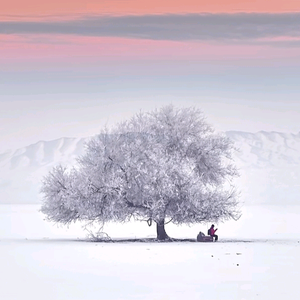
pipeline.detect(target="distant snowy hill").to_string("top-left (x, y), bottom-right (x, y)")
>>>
top-left (226, 131), bottom-right (300, 205)
top-left (0, 137), bottom-right (87, 204)
top-left (0, 131), bottom-right (299, 204)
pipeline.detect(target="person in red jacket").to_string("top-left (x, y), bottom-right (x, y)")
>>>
top-left (208, 224), bottom-right (218, 241)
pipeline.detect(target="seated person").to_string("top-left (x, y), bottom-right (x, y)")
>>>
top-left (208, 224), bottom-right (218, 241)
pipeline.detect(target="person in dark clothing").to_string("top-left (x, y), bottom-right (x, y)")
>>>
top-left (209, 224), bottom-right (218, 241)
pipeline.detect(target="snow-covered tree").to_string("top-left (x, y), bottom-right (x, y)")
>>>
top-left (41, 105), bottom-right (240, 240)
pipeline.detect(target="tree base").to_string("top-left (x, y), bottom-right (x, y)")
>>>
top-left (156, 220), bottom-right (169, 240)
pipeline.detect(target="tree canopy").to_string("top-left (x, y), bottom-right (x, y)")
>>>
top-left (41, 105), bottom-right (240, 240)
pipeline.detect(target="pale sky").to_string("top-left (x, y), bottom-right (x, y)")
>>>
top-left (0, 1), bottom-right (300, 152)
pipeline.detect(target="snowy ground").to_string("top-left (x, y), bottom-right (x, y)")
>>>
top-left (1, 205), bottom-right (300, 300)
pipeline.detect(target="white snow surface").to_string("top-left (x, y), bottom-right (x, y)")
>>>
top-left (1, 204), bottom-right (300, 300)
top-left (1, 131), bottom-right (300, 204)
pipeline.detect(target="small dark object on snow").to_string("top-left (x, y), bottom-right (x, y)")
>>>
top-left (197, 231), bottom-right (213, 242)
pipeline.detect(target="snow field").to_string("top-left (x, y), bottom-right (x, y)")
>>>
top-left (1, 205), bottom-right (300, 299)
top-left (1, 238), bottom-right (300, 300)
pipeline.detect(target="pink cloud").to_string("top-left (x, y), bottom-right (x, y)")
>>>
top-left (1, 35), bottom-right (300, 66)
top-left (2, 0), bottom-right (300, 18)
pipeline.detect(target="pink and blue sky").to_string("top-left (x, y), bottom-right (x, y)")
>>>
top-left (1, 0), bottom-right (300, 151)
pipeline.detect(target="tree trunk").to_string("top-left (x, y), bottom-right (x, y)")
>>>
top-left (156, 219), bottom-right (169, 240)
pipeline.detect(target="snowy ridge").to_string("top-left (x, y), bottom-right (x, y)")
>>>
top-left (227, 131), bottom-right (300, 167)
top-left (0, 137), bottom-right (87, 204)
top-left (0, 131), bottom-right (300, 204)
top-left (0, 137), bottom-right (86, 170)
top-left (1, 131), bottom-right (300, 170)
top-left (226, 131), bottom-right (300, 205)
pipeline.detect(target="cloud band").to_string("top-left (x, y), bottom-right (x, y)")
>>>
top-left (1, 13), bottom-right (300, 41)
